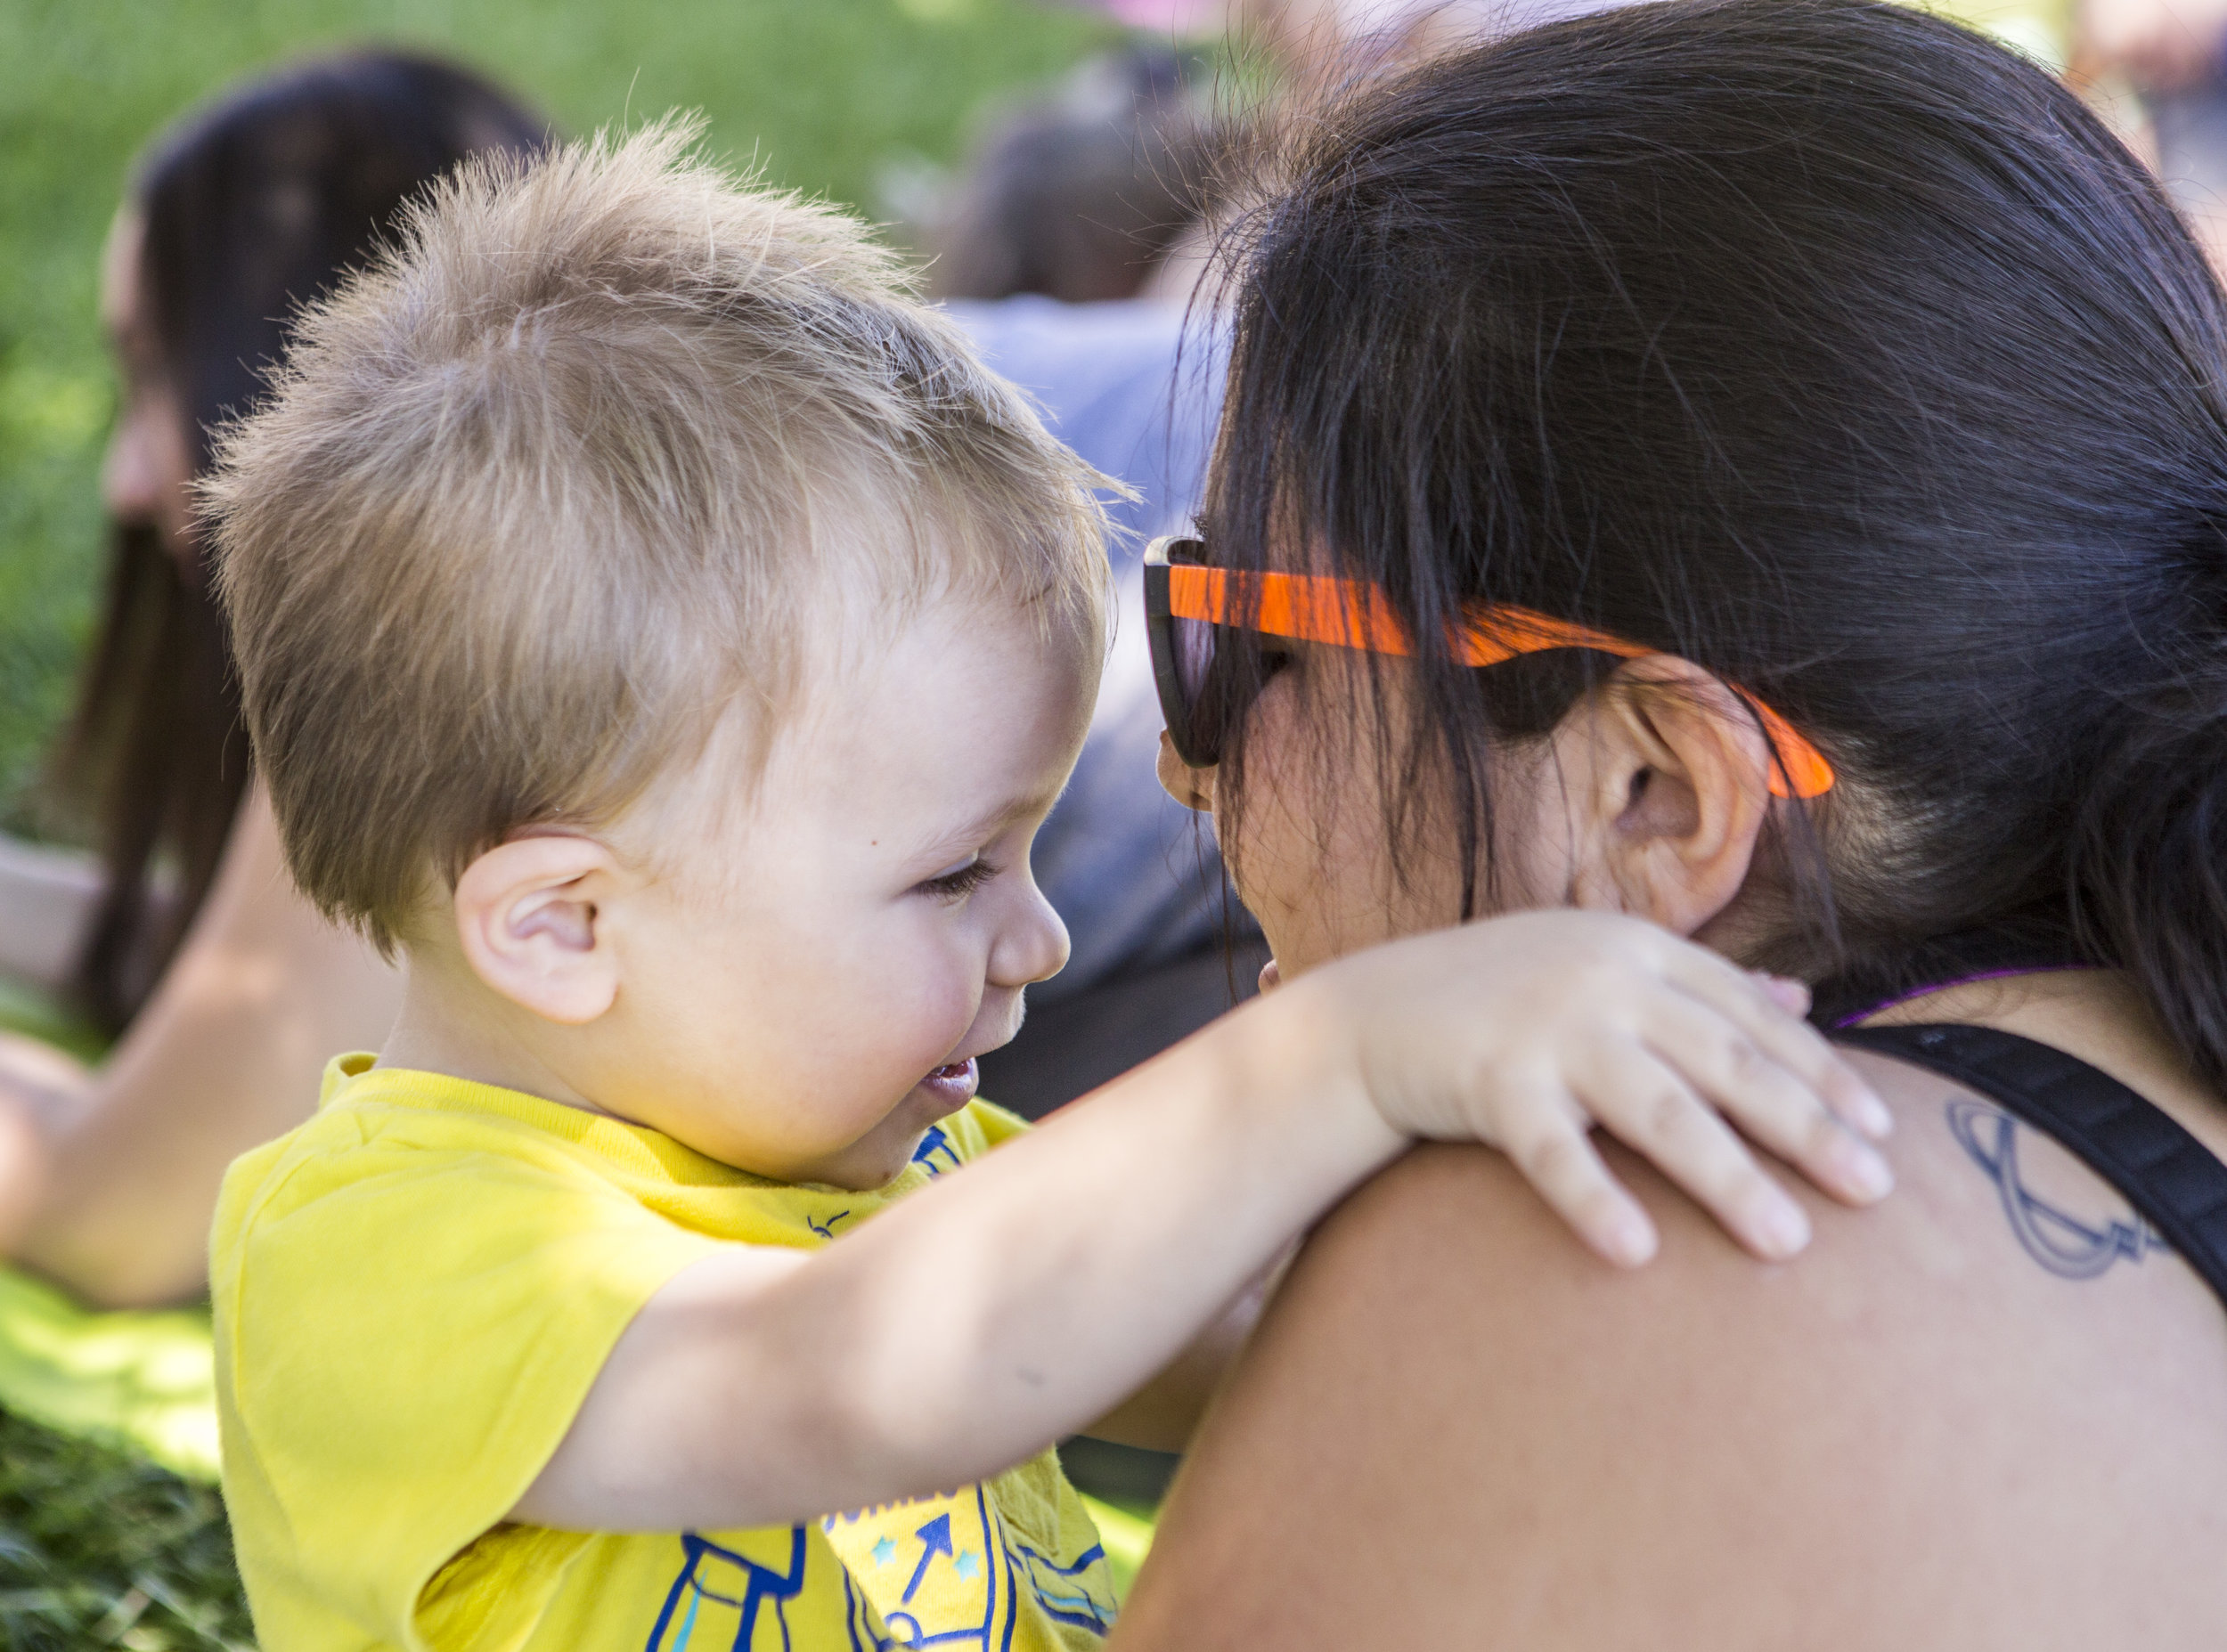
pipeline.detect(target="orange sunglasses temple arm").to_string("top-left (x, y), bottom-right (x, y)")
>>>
top-left (1165, 564), bottom-right (1835, 799)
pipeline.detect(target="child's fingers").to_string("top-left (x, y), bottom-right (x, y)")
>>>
top-left (1658, 947), bottom-right (1894, 1141)
top-left (1574, 1036), bottom-right (1815, 1262)
top-left (1639, 989), bottom-right (1896, 1209)
top-left (1492, 1092), bottom-right (1660, 1268)
top-left (1750, 971), bottom-right (1811, 1016)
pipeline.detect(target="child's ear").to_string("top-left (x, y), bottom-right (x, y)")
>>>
top-left (453, 834), bottom-right (624, 1024)
top-left (1559, 656), bottom-right (1774, 937)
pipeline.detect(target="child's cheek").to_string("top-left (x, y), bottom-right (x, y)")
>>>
top-left (803, 960), bottom-right (956, 1120)
top-left (902, 953), bottom-right (987, 1067)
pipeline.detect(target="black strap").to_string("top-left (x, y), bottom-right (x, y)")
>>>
top-left (1834, 1022), bottom-right (2227, 1305)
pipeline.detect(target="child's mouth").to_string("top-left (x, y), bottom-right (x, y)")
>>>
top-left (917, 1058), bottom-right (979, 1110)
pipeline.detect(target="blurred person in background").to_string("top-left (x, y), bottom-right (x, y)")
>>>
top-left (2080, 0), bottom-right (2226, 83)
top-left (930, 45), bottom-right (1223, 304)
top-left (2078, 0), bottom-right (2227, 265)
top-left (1236, 0), bottom-right (1651, 81)
top-left (0, 53), bottom-right (549, 1306)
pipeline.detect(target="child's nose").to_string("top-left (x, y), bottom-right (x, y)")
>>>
top-left (990, 878), bottom-right (1070, 989)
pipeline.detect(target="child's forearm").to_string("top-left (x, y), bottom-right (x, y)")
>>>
top-left (516, 972), bottom-right (1403, 1533)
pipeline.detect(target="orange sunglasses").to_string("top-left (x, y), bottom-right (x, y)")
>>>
top-left (1143, 535), bottom-right (1834, 799)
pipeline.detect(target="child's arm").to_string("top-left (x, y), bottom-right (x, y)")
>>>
top-left (511, 909), bottom-right (1888, 1534)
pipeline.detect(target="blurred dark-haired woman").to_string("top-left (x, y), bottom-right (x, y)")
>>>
top-left (1115, 2), bottom-right (2227, 1642)
top-left (0, 52), bottom-right (549, 1306)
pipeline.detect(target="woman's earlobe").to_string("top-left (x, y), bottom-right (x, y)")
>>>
top-left (1156, 730), bottom-right (1215, 812)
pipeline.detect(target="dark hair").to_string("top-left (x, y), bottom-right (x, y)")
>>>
top-left (54, 51), bottom-right (548, 1030)
top-left (1206, 0), bottom-right (2227, 1085)
top-left (932, 45), bottom-right (1223, 303)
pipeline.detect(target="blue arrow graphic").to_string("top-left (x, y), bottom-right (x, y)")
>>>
top-left (901, 1513), bottom-right (953, 1605)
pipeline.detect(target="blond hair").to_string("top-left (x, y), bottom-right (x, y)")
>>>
top-left (206, 120), bottom-right (1111, 951)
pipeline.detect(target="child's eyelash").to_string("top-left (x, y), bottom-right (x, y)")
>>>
top-left (917, 859), bottom-right (999, 900)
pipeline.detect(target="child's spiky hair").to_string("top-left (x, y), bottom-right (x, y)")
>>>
top-left (206, 119), bottom-right (1111, 950)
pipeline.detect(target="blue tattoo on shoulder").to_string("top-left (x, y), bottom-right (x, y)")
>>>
top-left (1946, 1098), bottom-right (2170, 1280)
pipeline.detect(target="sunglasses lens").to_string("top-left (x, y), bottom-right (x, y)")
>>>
top-left (1162, 611), bottom-right (1220, 764)
top-left (1151, 538), bottom-right (1274, 769)
top-left (1171, 612), bottom-right (1217, 711)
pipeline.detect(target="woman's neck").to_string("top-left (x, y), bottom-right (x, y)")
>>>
top-left (1861, 968), bottom-right (2227, 1161)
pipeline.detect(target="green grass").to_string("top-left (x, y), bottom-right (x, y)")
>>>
top-left (0, 1411), bottom-right (250, 1652)
top-left (0, 0), bottom-right (1122, 831)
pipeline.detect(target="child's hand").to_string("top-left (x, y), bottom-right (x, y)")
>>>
top-left (1301, 909), bottom-right (1892, 1266)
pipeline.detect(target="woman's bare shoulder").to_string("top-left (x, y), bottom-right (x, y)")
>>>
top-left (1114, 1054), bottom-right (2227, 1650)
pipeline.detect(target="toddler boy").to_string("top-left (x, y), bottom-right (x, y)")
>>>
top-left (205, 125), bottom-right (1887, 1652)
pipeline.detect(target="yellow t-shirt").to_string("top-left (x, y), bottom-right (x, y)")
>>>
top-left (212, 1057), bottom-right (1117, 1652)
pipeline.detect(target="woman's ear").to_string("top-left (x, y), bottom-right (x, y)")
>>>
top-left (452, 834), bottom-right (624, 1025)
top-left (1555, 657), bottom-right (1775, 938)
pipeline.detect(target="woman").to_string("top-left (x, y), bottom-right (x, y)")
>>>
top-left (1116, 2), bottom-right (2227, 1641)
top-left (0, 53), bottom-right (549, 1305)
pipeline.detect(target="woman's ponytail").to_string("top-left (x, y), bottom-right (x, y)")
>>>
top-left (2070, 663), bottom-right (2227, 1090)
